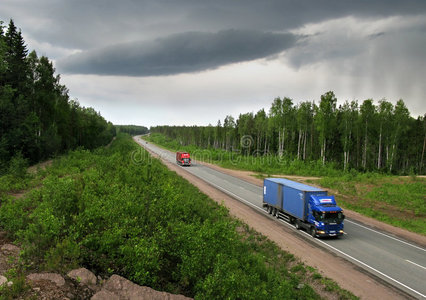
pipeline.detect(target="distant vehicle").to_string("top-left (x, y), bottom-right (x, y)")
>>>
top-left (176, 151), bottom-right (191, 166)
top-left (263, 178), bottom-right (345, 238)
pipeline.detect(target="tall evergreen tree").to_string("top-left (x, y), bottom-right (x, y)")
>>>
top-left (0, 19), bottom-right (115, 173)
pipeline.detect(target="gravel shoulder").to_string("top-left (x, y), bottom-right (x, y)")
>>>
top-left (138, 140), bottom-right (413, 300)
top-left (198, 160), bottom-right (426, 248)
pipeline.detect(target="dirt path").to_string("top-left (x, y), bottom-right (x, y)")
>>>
top-left (138, 142), bottom-right (413, 300)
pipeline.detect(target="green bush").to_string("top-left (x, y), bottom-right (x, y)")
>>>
top-left (0, 134), bottom-right (354, 299)
top-left (8, 152), bottom-right (28, 179)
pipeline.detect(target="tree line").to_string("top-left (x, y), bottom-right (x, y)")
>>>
top-left (115, 125), bottom-right (149, 136)
top-left (0, 19), bottom-right (115, 173)
top-left (151, 91), bottom-right (425, 174)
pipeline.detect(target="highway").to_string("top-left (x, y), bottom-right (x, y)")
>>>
top-left (134, 136), bottom-right (426, 299)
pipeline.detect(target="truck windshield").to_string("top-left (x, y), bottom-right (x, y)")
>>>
top-left (314, 211), bottom-right (344, 223)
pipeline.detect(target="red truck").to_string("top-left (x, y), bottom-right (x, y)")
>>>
top-left (176, 151), bottom-right (191, 166)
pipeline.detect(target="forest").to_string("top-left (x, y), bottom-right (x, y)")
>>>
top-left (0, 19), bottom-right (115, 174)
top-left (0, 134), bottom-right (355, 299)
top-left (151, 92), bottom-right (425, 175)
top-left (115, 124), bottom-right (149, 136)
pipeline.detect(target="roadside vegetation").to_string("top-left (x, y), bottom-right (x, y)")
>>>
top-left (316, 174), bottom-right (426, 235)
top-left (115, 124), bottom-right (149, 136)
top-left (145, 133), bottom-right (426, 235)
top-left (0, 134), bottom-right (356, 299)
top-left (0, 19), bottom-right (115, 176)
top-left (151, 94), bottom-right (425, 175)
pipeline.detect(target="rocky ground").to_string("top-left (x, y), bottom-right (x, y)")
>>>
top-left (137, 140), bottom-right (420, 300)
top-left (0, 231), bottom-right (191, 299)
top-left (3, 139), bottom-right (424, 299)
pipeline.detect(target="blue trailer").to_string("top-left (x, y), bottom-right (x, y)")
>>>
top-left (263, 178), bottom-right (345, 238)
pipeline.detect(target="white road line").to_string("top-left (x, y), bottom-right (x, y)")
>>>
top-left (137, 139), bottom-right (426, 299)
top-left (345, 219), bottom-right (426, 252)
top-left (406, 260), bottom-right (426, 271)
top-left (187, 168), bottom-right (426, 299)
top-left (315, 239), bottom-right (426, 299)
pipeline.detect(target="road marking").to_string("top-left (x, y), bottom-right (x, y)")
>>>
top-left (406, 260), bottom-right (426, 271)
top-left (314, 239), bottom-right (426, 299)
top-left (186, 170), bottom-right (426, 298)
top-left (345, 219), bottom-right (426, 252)
top-left (137, 138), bottom-right (426, 299)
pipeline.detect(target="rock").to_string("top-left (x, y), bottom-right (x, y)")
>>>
top-left (91, 289), bottom-right (120, 300)
top-left (27, 273), bottom-right (65, 287)
top-left (7, 281), bottom-right (13, 287)
top-left (0, 275), bottom-right (7, 286)
top-left (67, 268), bottom-right (97, 286)
top-left (1, 244), bottom-right (20, 255)
top-left (102, 274), bottom-right (192, 300)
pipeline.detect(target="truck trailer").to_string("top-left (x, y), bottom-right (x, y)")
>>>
top-left (176, 151), bottom-right (191, 166)
top-left (263, 178), bottom-right (345, 238)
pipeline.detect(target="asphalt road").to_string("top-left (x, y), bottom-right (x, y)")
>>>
top-left (135, 136), bottom-right (426, 299)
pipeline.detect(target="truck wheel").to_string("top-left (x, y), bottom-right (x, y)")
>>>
top-left (310, 227), bottom-right (317, 238)
top-left (295, 220), bottom-right (300, 230)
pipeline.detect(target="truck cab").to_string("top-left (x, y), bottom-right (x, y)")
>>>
top-left (307, 195), bottom-right (345, 237)
top-left (262, 178), bottom-right (345, 238)
top-left (176, 151), bottom-right (191, 166)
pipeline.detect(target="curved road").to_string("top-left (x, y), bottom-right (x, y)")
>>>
top-left (135, 136), bottom-right (426, 299)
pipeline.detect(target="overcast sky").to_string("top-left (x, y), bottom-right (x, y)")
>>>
top-left (1, 1), bottom-right (425, 127)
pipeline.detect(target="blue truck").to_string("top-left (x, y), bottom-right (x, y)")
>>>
top-left (263, 178), bottom-right (345, 238)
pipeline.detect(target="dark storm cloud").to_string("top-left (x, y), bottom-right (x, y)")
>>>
top-left (57, 29), bottom-right (297, 76)
top-left (2, 0), bottom-right (426, 51)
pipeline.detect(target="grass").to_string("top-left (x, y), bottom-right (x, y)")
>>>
top-left (145, 133), bottom-right (344, 177)
top-left (317, 174), bottom-right (426, 234)
top-left (144, 133), bottom-right (426, 235)
top-left (0, 134), bottom-right (356, 299)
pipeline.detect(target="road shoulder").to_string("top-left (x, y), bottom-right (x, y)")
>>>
top-left (135, 137), bottom-right (411, 299)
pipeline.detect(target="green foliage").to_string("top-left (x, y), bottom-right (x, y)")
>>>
top-left (147, 132), bottom-right (425, 235)
top-left (150, 94), bottom-right (425, 175)
top-left (115, 125), bottom-right (149, 136)
top-left (0, 267), bottom-right (30, 299)
top-left (0, 19), bottom-right (116, 173)
top-left (7, 152), bottom-right (28, 178)
top-left (318, 174), bottom-right (426, 234)
top-left (146, 133), bottom-right (344, 177)
top-left (0, 134), bottom-right (355, 299)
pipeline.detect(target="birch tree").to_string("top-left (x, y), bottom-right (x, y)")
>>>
top-left (377, 100), bottom-right (393, 170)
top-left (389, 100), bottom-right (410, 172)
top-left (360, 99), bottom-right (376, 170)
top-left (316, 91), bottom-right (337, 165)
